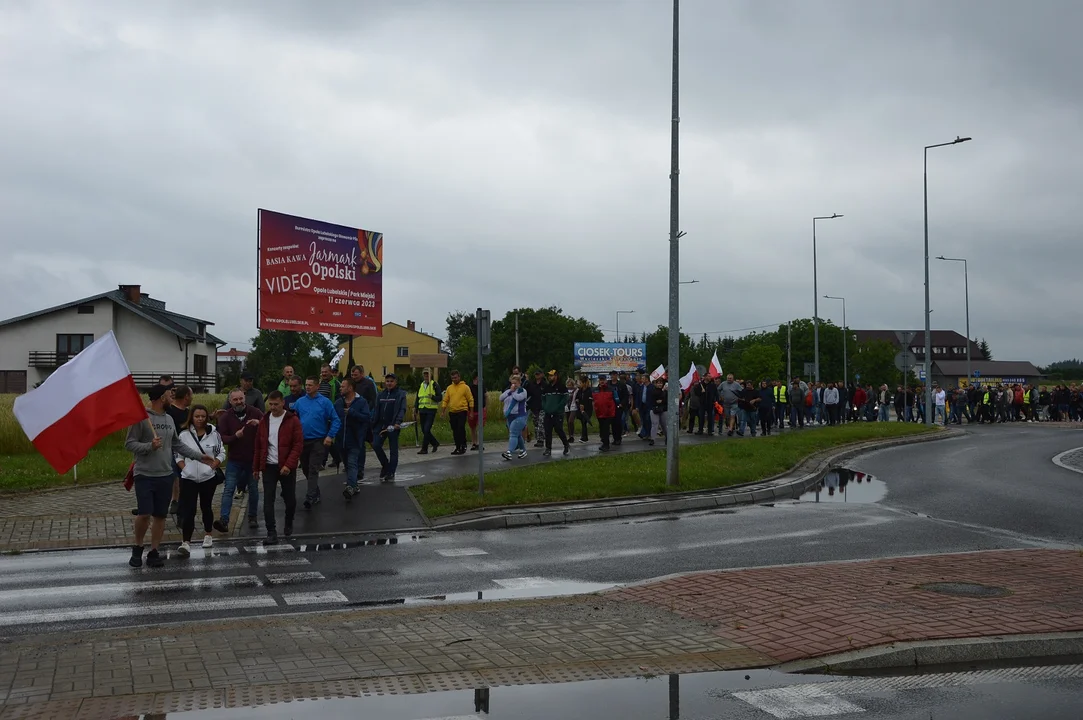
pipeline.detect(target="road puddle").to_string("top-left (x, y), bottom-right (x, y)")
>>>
top-left (798, 468), bottom-right (885, 503)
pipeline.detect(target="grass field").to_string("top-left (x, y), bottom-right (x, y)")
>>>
top-left (0, 391), bottom-right (512, 494)
top-left (409, 422), bottom-right (937, 518)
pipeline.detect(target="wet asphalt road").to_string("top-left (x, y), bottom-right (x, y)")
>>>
top-left (168, 664), bottom-right (1083, 719)
top-left (1, 425), bottom-right (1080, 640)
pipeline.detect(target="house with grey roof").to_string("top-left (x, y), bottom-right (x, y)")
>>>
top-left (0, 285), bottom-right (222, 393)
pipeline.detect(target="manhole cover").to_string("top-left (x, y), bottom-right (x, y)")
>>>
top-left (918, 582), bottom-right (1012, 598)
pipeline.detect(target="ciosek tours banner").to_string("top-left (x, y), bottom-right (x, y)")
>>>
top-left (258, 209), bottom-right (383, 335)
top-left (573, 343), bottom-right (647, 373)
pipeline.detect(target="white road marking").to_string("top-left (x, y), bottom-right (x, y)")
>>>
top-left (436, 547), bottom-right (489, 557)
top-left (0, 596), bottom-right (278, 627)
top-left (264, 572), bottom-right (325, 585)
top-left (0, 561), bottom-right (254, 586)
top-left (255, 557), bottom-right (311, 568)
top-left (492, 577), bottom-right (555, 590)
top-left (282, 590), bottom-right (349, 606)
top-left (244, 544), bottom-right (296, 554)
top-left (0, 575), bottom-right (262, 603)
top-left (734, 686), bottom-right (864, 718)
top-left (0, 545), bottom-right (238, 573)
top-left (1051, 447), bottom-right (1083, 475)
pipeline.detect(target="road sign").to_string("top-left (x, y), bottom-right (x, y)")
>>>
top-left (894, 350), bottom-right (918, 372)
top-left (854, 373), bottom-right (861, 381)
top-left (973, 370), bottom-right (981, 378)
top-left (803, 362), bottom-right (814, 376)
top-left (895, 330), bottom-right (917, 346)
top-left (919, 369), bottom-right (927, 380)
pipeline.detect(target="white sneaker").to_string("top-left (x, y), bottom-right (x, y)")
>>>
top-left (177, 541), bottom-right (191, 558)
top-left (202, 535), bottom-right (213, 549)
top-left (517, 449), bottom-right (528, 459)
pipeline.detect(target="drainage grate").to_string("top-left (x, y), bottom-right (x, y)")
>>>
top-left (918, 582), bottom-right (1012, 598)
top-left (418, 671), bottom-right (488, 692)
top-left (5, 700), bottom-right (82, 720)
top-left (149, 689), bottom-right (225, 713)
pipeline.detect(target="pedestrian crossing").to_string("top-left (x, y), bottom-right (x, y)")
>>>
top-left (0, 542), bottom-right (348, 632)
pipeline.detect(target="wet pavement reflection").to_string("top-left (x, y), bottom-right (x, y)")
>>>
top-left (799, 468), bottom-right (885, 503)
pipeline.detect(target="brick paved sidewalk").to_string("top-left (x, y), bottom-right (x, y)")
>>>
top-left (2, 549), bottom-right (1081, 719)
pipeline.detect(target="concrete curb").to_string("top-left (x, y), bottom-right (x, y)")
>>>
top-left (1051, 446), bottom-right (1083, 475)
top-left (429, 427), bottom-right (963, 531)
top-left (774, 631), bottom-right (1083, 673)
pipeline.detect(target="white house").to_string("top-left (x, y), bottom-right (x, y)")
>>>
top-left (0, 285), bottom-right (222, 393)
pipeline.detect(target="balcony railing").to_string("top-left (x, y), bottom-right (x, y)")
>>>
top-left (27, 352), bottom-right (217, 392)
top-left (28, 351), bottom-right (73, 368)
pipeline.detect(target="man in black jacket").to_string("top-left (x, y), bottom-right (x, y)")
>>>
top-left (607, 371), bottom-right (630, 444)
top-left (524, 370), bottom-right (546, 447)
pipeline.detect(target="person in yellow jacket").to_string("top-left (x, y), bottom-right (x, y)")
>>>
top-left (441, 370), bottom-right (474, 455)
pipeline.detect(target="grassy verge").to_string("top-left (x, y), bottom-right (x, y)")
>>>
top-left (0, 392), bottom-right (519, 493)
top-left (410, 423), bottom-right (937, 518)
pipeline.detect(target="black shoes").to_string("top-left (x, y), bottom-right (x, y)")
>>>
top-left (263, 533), bottom-right (279, 546)
top-left (248, 516), bottom-right (259, 529)
top-left (146, 549), bottom-right (164, 568)
top-left (563, 444), bottom-right (570, 455)
top-left (470, 444), bottom-right (479, 451)
top-left (418, 448), bottom-right (428, 455)
top-left (283, 524), bottom-right (293, 538)
top-left (542, 448), bottom-right (551, 457)
top-left (129, 546), bottom-right (143, 568)
top-left (303, 495), bottom-right (321, 509)
top-left (212, 519), bottom-right (229, 534)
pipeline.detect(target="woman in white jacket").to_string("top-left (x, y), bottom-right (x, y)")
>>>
top-left (174, 405), bottom-right (226, 556)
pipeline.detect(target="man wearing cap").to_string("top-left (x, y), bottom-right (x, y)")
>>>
top-left (441, 369), bottom-right (474, 454)
top-left (221, 372), bottom-right (265, 414)
top-left (541, 370), bottom-right (571, 456)
top-left (523, 370), bottom-right (546, 447)
top-left (373, 373), bottom-right (408, 482)
top-left (125, 385), bottom-right (216, 568)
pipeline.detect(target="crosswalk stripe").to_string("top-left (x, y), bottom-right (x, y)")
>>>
top-left (0, 561), bottom-right (254, 586)
top-left (0, 575), bottom-right (263, 603)
top-left (282, 590), bottom-right (349, 606)
top-left (244, 544), bottom-right (296, 554)
top-left (493, 577), bottom-right (554, 589)
top-left (733, 686), bottom-right (865, 719)
top-left (436, 547), bottom-right (488, 557)
top-left (255, 557), bottom-right (311, 568)
top-left (0, 546), bottom-right (239, 574)
top-left (0, 596), bottom-right (278, 627)
top-left (264, 572), bottom-right (325, 585)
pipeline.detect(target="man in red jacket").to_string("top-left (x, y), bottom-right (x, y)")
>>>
top-left (253, 390), bottom-right (303, 545)
top-left (593, 377), bottom-right (617, 452)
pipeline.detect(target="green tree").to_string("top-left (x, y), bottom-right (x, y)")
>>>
top-left (244, 330), bottom-right (336, 392)
top-left (444, 311), bottom-right (477, 356)
top-left (979, 338), bottom-right (993, 361)
top-left (736, 343), bottom-right (783, 383)
top-left (643, 325), bottom-right (696, 373)
top-left (489, 307), bottom-right (603, 380)
top-left (849, 340), bottom-right (897, 388)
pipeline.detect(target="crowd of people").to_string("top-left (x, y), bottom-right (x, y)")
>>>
top-left (121, 360), bottom-right (1082, 566)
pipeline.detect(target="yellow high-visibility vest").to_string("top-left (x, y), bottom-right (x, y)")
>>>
top-left (417, 381), bottom-right (440, 410)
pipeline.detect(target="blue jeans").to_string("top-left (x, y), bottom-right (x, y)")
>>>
top-left (744, 409), bottom-right (758, 435)
top-left (790, 404), bottom-right (805, 428)
top-left (638, 406), bottom-right (653, 438)
top-left (220, 461), bottom-right (258, 521)
top-left (373, 428), bottom-right (400, 475)
top-left (343, 442), bottom-right (365, 489)
top-left (934, 405), bottom-right (947, 424)
top-left (507, 414), bottom-right (527, 453)
top-left (878, 404), bottom-right (890, 422)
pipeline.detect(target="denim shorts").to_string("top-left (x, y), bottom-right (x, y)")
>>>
top-left (134, 475), bottom-right (175, 518)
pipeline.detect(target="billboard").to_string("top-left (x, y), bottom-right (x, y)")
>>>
top-left (573, 342), bottom-right (646, 373)
top-left (257, 209), bottom-right (383, 335)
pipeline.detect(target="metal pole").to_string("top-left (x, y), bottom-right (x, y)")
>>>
top-left (923, 147), bottom-right (932, 426)
top-left (668, 674), bottom-right (680, 720)
top-left (665, 0), bottom-right (680, 487)
top-left (786, 322), bottom-right (791, 380)
top-left (842, 298), bottom-right (847, 389)
top-left (813, 218), bottom-right (819, 383)
top-left (515, 312), bottom-right (519, 369)
top-left (615, 312), bottom-right (619, 342)
top-left (476, 309), bottom-right (485, 496)
top-left (347, 335), bottom-right (354, 373)
top-left (963, 259), bottom-right (970, 385)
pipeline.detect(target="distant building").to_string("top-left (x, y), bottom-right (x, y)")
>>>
top-left (852, 329), bottom-right (983, 363)
top-left (930, 360), bottom-right (1044, 389)
top-left (0, 284), bottom-right (222, 393)
top-left (336, 321), bottom-right (448, 381)
top-left (217, 347), bottom-right (249, 369)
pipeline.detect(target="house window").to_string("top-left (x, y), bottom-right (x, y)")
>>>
top-left (76, 305), bottom-right (94, 314)
top-left (56, 334), bottom-right (94, 358)
top-left (397, 346), bottom-right (409, 358)
top-left (193, 354), bottom-right (208, 375)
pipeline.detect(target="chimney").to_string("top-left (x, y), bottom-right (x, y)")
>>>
top-left (407, 320), bottom-right (416, 331)
top-left (118, 285), bottom-right (141, 304)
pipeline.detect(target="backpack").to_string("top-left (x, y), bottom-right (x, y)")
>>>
top-left (431, 382), bottom-right (443, 403)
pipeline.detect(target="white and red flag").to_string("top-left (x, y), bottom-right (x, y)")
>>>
top-left (13, 331), bottom-right (147, 474)
top-left (679, 362), bottom-right (700, 392)
top-left (649, 364), bottom-right (666, 381)
top-left (708, 351), bottom-right (723, 379)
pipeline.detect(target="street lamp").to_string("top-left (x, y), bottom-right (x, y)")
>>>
top-left (679, 279), bottom-right (698, 285)
top-left (824, 295), bottom-right (847, 389)
top-left (813, 213), bottom-right (843, 383)
top-left (924, 136), bottom-right (971, 425)
top-left (615, 310), bottom-right (635, 342)
top-left (936, 255), bottom-right (971, 386)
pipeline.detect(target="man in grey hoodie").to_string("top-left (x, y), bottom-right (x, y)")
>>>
top-left (125, 384), bottom-right (215, 568)
top-left (720, 374), bottom-right (743, 436)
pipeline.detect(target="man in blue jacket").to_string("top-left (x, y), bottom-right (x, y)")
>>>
top-left (333, 377), bottom-right (372, 501)
top-left (292, 376), bottom-right (341, 508)
top-left (372, 373), bottom-right (407, 483)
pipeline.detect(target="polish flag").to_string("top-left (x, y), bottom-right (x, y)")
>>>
top-left (649, 364), bottom-right (666, 381)
top-left (679, 362), bottom-right (700, 392)
top-left (13, 331), bottom-right (147, 474)
top-left (708, 351), bottom-right (723, 379)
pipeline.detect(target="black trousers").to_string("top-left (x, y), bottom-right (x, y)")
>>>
top-left (449, 411), bottom-right (468, 450)
top-left (826, 404), bottom-right (840, 425)
top-left (597, 417), bottom-right (614, 448)
top-left (262, 463), bottom-right (296, 533)
top-left (178, 477), bottom-right (217, 542)
top-left (688, 406), bottom-right (702, 432)
top-left (544, 412), bottom-right (568, 449)
top-left (759, 408), bottom-right (772, 435)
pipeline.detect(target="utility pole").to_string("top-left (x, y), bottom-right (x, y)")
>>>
top-left (665, 0), bottom-right (681, 487)
top-left (514, 312), bottom-right (519, 369)
top-left (786, 322), bottom-right (791, 380)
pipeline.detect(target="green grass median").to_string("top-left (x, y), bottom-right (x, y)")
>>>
top-left (409, 422), bottom-right (937, 518)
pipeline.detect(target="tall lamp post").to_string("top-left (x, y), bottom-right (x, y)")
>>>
top-left (665, 0), bottom-right (681, 487)
top-left (615, 310), bottom-right (635, 342)
top-left (936, 255), bottom-right (971, 385)
top-left (824, 295), bottom-right (847, 389)
top-left (924, 136), bottom-right (971, 425)
top-left (812, 214), bottom-right (843, 383)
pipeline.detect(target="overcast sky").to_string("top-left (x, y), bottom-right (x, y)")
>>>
top-left (2, 0), bottom-right (1080, 365)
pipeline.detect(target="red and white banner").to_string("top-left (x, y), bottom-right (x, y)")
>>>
top-left (13, 331), bottom-right (147, 474)
top-left (708, 351), bottom-right (723, 379)
top-left (679, 362), bottom-right (700, 392)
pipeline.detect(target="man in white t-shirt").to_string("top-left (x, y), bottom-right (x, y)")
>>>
top-left (934, 384), bottom-right (947, 425)
top-left (253, 391), bottom-right (304, 545)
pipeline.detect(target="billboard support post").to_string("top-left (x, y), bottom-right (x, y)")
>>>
top-left (476, 308), bottom-right (491, 497)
